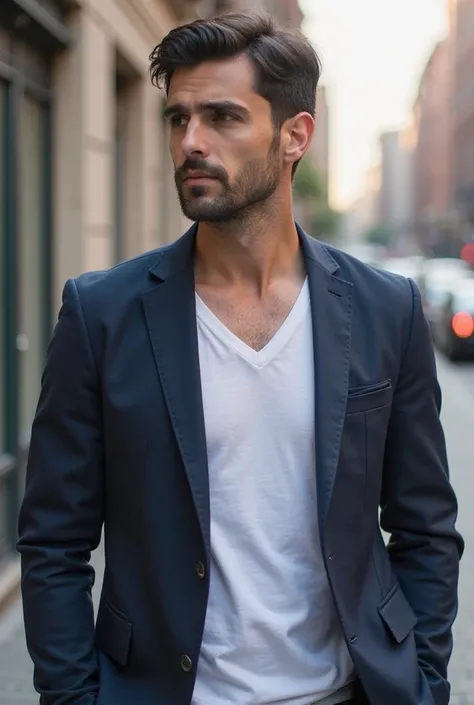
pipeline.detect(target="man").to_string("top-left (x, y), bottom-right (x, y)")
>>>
top-left (18, 12), bottom-right (463, 705)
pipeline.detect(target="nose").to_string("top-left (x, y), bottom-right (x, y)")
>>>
top-left (181, 117), bottom-right (210, 160)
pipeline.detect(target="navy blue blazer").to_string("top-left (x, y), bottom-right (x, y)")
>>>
top-left (18, 224), bottom-right (463, 705)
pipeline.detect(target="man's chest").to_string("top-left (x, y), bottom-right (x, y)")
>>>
top-left (196, 290), bottom-right (315, 463)
top-left (195, 281), bottom-right (307, 352)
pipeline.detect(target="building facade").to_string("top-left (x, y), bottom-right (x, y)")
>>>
top-left (200, 0), bottom-right (303, 27)
top-left (262, 0), bottom-right (303, 27)
top-left (0, 0), bottom-right (305, 587)
top-left (378, 130), bottom-right (414, 247)
top-left (413, 40), bottom-right (452, 228)
top-left (343, 164), bottom-right (381, 247)
top-left (307, 85), bottom-right (330, 200)
top-left (0, 0), bottom-right (199, 586)
top-left (452, 0), bottom-right (474, 222)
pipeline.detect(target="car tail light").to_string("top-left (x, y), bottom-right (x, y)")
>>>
top-left (452, 312), bottom-right (474, 338)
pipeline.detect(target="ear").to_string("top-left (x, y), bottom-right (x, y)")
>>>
top-left (282, 112), bottom-right (315, 169)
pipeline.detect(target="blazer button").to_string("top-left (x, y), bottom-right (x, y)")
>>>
top-left (180, 654), bottom-right (193, 672)
top-left (196, 561), bottom-right (206, 579)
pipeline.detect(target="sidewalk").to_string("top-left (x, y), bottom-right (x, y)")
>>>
top-left (0, 546), bottom-right (104, 705)
top-left (0, 603), bottom-right (34, 705)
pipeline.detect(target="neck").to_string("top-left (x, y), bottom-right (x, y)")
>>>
top-left (194, 191), bottom-right (305, 295)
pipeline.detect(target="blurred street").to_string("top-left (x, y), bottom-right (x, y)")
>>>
top-left (0, 354), bottom-right (472, 704)
top-left (0, 0), bottom-right (472, 702)
top-left (437, 355), bottom-right (474, 705)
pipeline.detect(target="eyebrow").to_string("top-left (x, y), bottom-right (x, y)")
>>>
top-left (163, 100), bottom-right (250, 120)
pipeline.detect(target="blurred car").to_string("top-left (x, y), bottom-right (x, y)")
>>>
top-left (379, 256), bottom-right (425, 284)
top-left (432, 279), bottom-right (474, 360)
top-left (423, 279), bottom-right (454, 329)
top-left (419, 257), bottom-right (470, 292)
top-left (419, 257), bottom-right (471, 327)
top-left (341, 243), bottom-right (386, 266)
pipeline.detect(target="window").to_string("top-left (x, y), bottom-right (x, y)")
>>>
top-left (114, 72), bottom-right (127, 264)
top-left (18, 96), bottom-right (49, 442)
top-left (35, 0), bottom-right (66, 21)
top-left (0, 480), bottom-right (7, 563)
top-left (0, 82), bottom-right (5, 455)
top-left (113, 53), bottom-right (141, 262)
top-left (0, 26), bottom-right (53, 559)
top-left (159, 101), bottom-right (171, 243)
top-left (14, 40), bottom-right (51, 90)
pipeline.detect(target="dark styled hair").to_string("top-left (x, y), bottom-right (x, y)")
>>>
top-left (149, 12), bottom-right (322, 130)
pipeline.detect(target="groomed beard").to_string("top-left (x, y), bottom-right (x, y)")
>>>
top-left (175, 134), bottom-right (281, 224)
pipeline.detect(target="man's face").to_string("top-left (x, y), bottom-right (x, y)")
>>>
top-left (165, 55), bottom-right (282, 223)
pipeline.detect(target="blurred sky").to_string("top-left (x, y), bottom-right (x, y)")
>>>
top-left (300, 0), bottom-right (450, 210)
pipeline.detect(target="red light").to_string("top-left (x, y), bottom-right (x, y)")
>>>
top-left (461, 243), bottom-right (474, 265)
top-left (452, 312), bottom-right (474, 338)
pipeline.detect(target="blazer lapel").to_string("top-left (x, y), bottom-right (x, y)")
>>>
top-left (299, 227), bottom-right (354, 534)
top-left (141, 223), bottom-right (353, 556)
top-left (142, 225), bottom-right (211, 559)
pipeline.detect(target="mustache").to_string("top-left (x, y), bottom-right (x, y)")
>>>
top-left (175, 158), bottom-right (227, 183)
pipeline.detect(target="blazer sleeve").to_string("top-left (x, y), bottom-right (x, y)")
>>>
top-left (17, 278), bottom-right (104, 705)
top-left (380, 277), bottom-right (464, 704)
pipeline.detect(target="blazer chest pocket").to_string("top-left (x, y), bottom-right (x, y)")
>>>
top-left (338, 380), bottom-right (393, 500)
top-left (346, 379), bottom-right (392, 415)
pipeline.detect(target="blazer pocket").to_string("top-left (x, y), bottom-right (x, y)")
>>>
top-left (378, 582), bottom-right (418, 643)
top-left (346, 380), bottom-right (392, 415)
top-left (95, 599), bottom-right (132, 667)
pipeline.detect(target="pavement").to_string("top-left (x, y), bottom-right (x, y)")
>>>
top-left (436, 356), bottom-right (474, 705)
top-left (0, 549), bottom-right (105, 704)
top-left (0, 354), bottom-right (473, 704)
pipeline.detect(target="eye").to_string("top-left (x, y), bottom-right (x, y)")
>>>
top-left (170, 115), bottom-right (188, 128)
top-left (213, 112), bottom-right (235, 123)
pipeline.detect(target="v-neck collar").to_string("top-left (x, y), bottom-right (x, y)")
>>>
top-left (195, 279), bottom-right (310, 369)
top-left (144, 221), bottom-right (354, 543)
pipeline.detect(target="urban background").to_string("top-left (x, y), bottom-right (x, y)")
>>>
top-left (0, 0), bottom-right (473, 703)
top-left (0, 0), bottom-right (331, 584)
top-left (343, 0), bottom-right (474, 260)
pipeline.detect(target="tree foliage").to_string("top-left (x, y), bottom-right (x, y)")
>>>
top-left (365, 225), bottom-right (392, 246)
top-left (293, 158), bottom-right (339, 242)
top-left (312, 206), bottom-right (340, 240)
top-left (293, 159), bottom-right (324, 201)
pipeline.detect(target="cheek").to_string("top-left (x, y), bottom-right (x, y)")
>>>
top-left (168, 137), bottom-right (181, 167)
top-left (222, 135), bottom-right (266, 167)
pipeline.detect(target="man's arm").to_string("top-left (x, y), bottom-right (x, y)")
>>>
top-left (17, 278), bottom-right (104, 705)
top-left (381, 278), bottom-right (464, 705)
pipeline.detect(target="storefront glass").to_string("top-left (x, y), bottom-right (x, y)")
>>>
top-left (18, 96), bottom-right (49, 442)
top-left (0, 81), bottom-right (6, 563)
top-left (0, 26), bottom-right (52, 558)
top-left (0, 82), bottom-right (5, 458)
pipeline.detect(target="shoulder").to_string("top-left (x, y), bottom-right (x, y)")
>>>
top-left (324, 243), bottom-right (417, 313)
top-left (73, 247), bottom-right (166, 301)
top-left (318, 245), bottom-right (429, 383)
top-left (70, 225), bottom-right (197, 311)
top-left (319, 244), bottom-right (421, 363)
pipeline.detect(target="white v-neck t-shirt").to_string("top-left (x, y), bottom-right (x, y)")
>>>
top-left (192, 280), bottom-right (354, 705)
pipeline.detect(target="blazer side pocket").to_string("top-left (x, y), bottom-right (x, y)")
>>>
top-left (378, 582), bottom-right (418, 644)
top-left (95, 599), bottom-right (132, 668)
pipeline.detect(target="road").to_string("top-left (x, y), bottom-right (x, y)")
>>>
top-left (0, 354), bottom-right (473, 704)
top-left (436, 355), bottom-right (474, 705)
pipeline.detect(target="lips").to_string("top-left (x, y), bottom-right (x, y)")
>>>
top-left (184, 175), bottom-right (216, 182)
